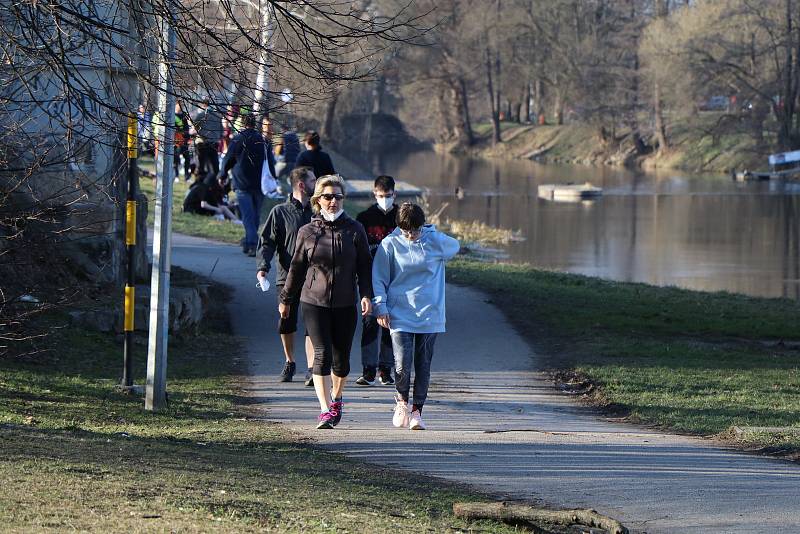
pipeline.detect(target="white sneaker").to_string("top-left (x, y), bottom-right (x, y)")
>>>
top-left (392, 395), bottom-right (409, 428)
top-left (409, 409), bottom-right (426, 430)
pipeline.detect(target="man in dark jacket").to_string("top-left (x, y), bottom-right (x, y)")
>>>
top-left (355, 175), bottom-right (398, 386)
top-left (256, 166), bottom-right (317, 383)
top-left (219, 113), bottom-right (268, 256)
top-left (295, 130), bottom-right (335, 178)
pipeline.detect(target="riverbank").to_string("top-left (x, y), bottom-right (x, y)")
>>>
top-left (460, 116), bottom-right (768, 174)
top-left (447, 259), bottom-right (800, 457)
top-left (0, 275), bottom-right (525, 532)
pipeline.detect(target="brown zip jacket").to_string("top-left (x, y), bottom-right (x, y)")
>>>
top-left (280, 213), bottom-right (373, 308)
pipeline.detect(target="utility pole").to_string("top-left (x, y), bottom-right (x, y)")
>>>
top-left (252, 0), bottom-right (272, 114)
top-left (146, 8), bottom-right (177, 412)
top-left (122, 114), bottom-right (138, 390)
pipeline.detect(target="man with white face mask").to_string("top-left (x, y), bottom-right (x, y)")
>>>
top-left (355, 175), bottom-right (398, 386)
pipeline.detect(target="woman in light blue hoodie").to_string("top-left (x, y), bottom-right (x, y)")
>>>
top-left (372, 202), bottom-right (460, 430)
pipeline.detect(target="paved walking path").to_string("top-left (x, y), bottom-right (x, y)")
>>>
top-left (170, 233), bottom-right (800, 534)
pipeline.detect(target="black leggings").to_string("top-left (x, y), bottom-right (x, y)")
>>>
top-left (301, 303), bottom-right (357, 377)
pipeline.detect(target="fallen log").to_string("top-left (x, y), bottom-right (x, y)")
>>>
top-left (453, 502), bottom-right (628, 534)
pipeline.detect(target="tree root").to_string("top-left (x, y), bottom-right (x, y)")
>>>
top-left (453, 502), bottom-right (628, 534)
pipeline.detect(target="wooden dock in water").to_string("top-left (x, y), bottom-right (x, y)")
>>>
top-left (538, 183), bottom-right (603, 202)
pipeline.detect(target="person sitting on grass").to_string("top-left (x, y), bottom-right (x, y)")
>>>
top-left (372, 202), bottom-right (460, 431)
top-left (182, 173), bottom-right (241, 223)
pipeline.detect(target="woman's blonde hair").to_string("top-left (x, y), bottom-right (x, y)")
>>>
top-left (310, 174), bottom-right (346, 214)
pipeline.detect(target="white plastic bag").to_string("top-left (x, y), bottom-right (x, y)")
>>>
top-left (261, 145), bottom-right (278, 197)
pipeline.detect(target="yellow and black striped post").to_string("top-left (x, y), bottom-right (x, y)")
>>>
top-left (122, 113), bottom-right (138, 388)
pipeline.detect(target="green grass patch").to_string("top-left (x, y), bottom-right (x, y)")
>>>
top-left (447, 259), bottom-right (800, 452)
top-left (0, 284), bottom-right (519, 532)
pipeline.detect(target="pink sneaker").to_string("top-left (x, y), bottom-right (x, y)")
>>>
top-left (393, 395), bottom-right (409, 428)
top-left (409, 409), bottom-right (426, 430)
top-left (316, 411), bottom-right (334, 429)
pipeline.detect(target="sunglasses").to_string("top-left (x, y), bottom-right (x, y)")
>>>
top-left (320, 193), bottom-right (344, 201)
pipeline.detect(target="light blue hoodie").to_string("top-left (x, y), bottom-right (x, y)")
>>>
top-left (372, 225), bottom-right (460, 334)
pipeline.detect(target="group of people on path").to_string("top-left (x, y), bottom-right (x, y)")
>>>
top-left (256, 171), bottom-right (459, 430)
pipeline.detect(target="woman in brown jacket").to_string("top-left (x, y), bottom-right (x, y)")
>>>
top-left (279, 175), bottom-right (373, 429)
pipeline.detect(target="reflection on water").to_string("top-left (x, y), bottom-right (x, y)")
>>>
top-left (374, 150), bottom-right (800, 300)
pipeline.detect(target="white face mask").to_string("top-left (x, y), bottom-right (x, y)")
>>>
top-left (376, 196), bottom-right (394, 212)
top-left (320, 208), bottom-right (343, 222)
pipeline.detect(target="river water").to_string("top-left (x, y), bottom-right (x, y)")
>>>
top-left (372, 150), bottom-right (800, 300)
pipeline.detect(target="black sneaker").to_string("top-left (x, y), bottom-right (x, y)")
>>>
top-left (378, 368), bottom-right (395, 386)
top-left (355, 367), bottom-right (376, 386)
top-left (279, 361), bottom-right (296, 382)
top-left (304, 369), bottom-right (314, 387)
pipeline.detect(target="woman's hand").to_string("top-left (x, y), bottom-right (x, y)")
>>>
top-left (257, 270), bottom-right (267, 282)
top-left (360, 297), bottom-right (372, 317)
top-left (377, 314), bottom-right (391, 329)
top-left (278, 302), bottom-right (290, 319)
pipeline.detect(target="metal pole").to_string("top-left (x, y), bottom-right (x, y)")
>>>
top-left (252, 0), bottom-right (272, 114)
top-left (122, 113), bottom-right (138, 388)
top-left (146, 10), bottom-right (177, 411)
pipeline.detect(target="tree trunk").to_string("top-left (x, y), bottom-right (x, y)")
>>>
top-left (525, 80), bottom-right (532, 122)
top-left (778, 0), bottom-right (798, 148)
top-left (437, 87), bottom-right (454, 143)
top-left (514, 102), bottom-right (522, 123)
top-left (321, 93), bottom-right (338, 142)
top-left (485, 46), bottom-right (501, 144)
top-left (653, 0), bottom-right (669, 151)
top-left (535, 78), bottom-right (545, 124)
top-left (449, 80), bottom-right (474, 146)
top-left (554, 88), bottom-right (564, 125)
top-left (458, 77), bottom-right (475, 145)
top-left (372, 75), bottom-right (386, 114)
top-left (654, 81), bottom-right (669, 151)
top-left (495, 49), bottom-right (502, 132)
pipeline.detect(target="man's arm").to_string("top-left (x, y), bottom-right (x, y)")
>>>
top-left (256, 208), bottom-right (280, 273)
top-left (218, 135), bottom-right (240, 177)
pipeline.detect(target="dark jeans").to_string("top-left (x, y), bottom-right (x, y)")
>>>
top-left (360, 314), bottom-right (393, 370)
top-left (302, 303), bottom-right (357, 377)
top-left (235, 190), bottom-right (263, 250)
top-left (196, 141), bottom-right (219, 177)
top-left (391, 332), bottom-right (437, 408)
top-left (174, 144), bottom-right (191, 180)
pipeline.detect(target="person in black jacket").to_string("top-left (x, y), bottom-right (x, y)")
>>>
top-left (182, 173), bottom-right (240, 222)
top-left (256, 166), bottom-right (317, 384)
top-left (280, 175), bottom-right (373, 429)
top-left (294, 130), bottom-right (335, 179)
top-left (355, 175), bottom-right (398, 386)
top-left (218, 113), bottom-right (268, 256)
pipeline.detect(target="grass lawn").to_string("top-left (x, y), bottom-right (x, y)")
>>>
top-left (0, 281), bottom-right (521, 533)
top-left (447, 260), bottom-right (800, 455)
